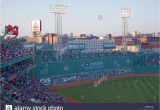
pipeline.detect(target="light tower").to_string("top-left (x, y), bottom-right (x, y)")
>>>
top-left (121, 8), bottom-right (131, 51)
top-left (50, 4), bottom-right (67, 60)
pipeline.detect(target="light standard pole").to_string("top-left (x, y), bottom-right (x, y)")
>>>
top-left (121, 8), bottom-right (131, 52)
top-left (50, 4), bottom-right (67, 61)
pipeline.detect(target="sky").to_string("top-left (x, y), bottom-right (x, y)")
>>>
top-left (0, 0), bottom-right (159, 37)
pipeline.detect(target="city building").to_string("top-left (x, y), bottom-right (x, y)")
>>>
top-left (114, 36), bottom-right (139, 52)
top-left (140, 36), bottom-right (160, 52)
top-left (44, 33), bottom-right (57, 45)
top-left (26, 36), bottom-right (42, 43)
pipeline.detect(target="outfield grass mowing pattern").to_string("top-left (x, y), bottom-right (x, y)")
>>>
top-left (55, 76), bottom-right (160, 103)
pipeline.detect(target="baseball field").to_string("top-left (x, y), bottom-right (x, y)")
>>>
top-left (54, 76), bottom-right (160, 103)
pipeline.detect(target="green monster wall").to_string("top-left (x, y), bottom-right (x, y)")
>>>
top-left (33, 54), bottom-right (151, 78)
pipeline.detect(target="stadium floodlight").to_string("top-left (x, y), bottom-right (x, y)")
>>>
top-left (50, 4), bottom-right (67, 14)
top-left (121, 8), bottom-right (131, 51)
top-left (50, 4), bottom-right (67, 35)
top-left (121, 8), bottom-right (131, 18)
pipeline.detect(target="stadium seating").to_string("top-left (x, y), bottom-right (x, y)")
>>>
top-left (0, 37), bottom-right (31, 63)
top-left (1, 76), bottom-right (68, 103)
top-left (0, 37), bottom-right (68, 103)
top-left (138, 55), bottom-right (160, 66)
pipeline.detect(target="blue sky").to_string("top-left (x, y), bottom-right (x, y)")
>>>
top-left (0, 0), bottom-right (159, 36)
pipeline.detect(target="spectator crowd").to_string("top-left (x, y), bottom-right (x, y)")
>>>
top-left (0, 37), bottom-right (68, 103)
top-left (0, 37), bottom-right (31, 63)
top-left (1, 76), bottom-right (68, 103)
top-left (138, 55), bottom-right (160, 66)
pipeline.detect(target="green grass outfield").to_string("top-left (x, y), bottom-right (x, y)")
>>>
top-left (55, 76), bottom-right (160, 103)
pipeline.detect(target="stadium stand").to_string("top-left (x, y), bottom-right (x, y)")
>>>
top-left (0, 37), bottom-right (68, 103)
top-left (0, 37), bottom-right (31, 63)
top-left (1, 76), bottom-right (68, 103)
top-left (138, 54), bottom-right (160, 66)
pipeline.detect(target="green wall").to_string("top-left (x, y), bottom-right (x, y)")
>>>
top-left (33, 55), bottom-right (135, 78)
top-left (33, 52), bottom-right (159, 79)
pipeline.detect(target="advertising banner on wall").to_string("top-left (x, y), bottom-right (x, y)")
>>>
top-left (103, 42), bottom-right (116, 49)
top-left (39, 77), bottom-right (52, 85)
top-left (68, 43), bottom-right (85, 50)
top-left (82, 61), bottom-right (104, 70)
